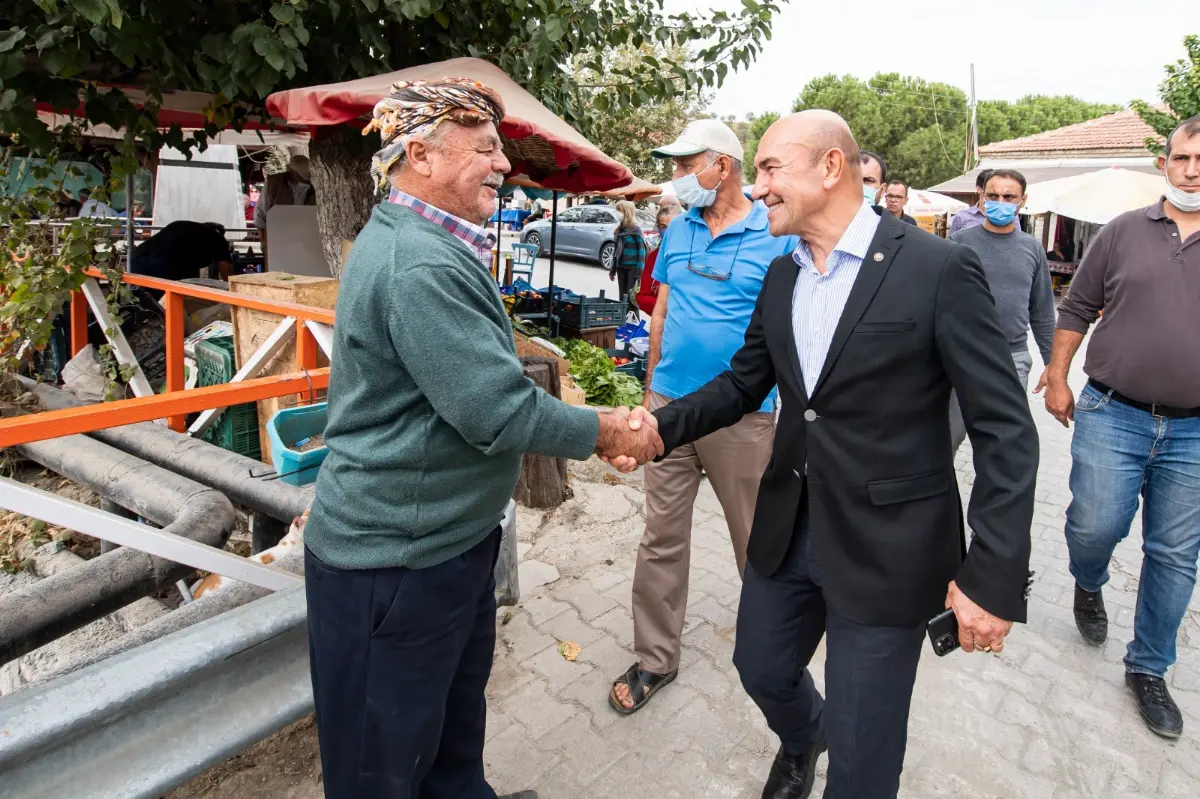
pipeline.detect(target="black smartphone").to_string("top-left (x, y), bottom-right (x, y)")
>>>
top-left (926, 608), bottom-right (960, 656)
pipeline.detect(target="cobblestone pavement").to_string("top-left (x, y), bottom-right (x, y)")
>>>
top-left (488, 345), bottom-right (1200, 799)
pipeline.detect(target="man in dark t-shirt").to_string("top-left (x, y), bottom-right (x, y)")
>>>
top-left (130, 221), bottom-right (233, 281)
top-left (884, 181), bottom-right (919, 225)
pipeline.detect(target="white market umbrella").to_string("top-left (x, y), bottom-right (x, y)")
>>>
top-left (905, 189), bottom-right (967, 217)
top-left (1022, 168), bottom-right (1167, 225)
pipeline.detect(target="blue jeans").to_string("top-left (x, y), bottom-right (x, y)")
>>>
top-left (1064, 383), bottom-right (1200, 677)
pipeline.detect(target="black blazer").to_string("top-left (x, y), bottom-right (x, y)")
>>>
top-left (655, 211), bottom-right (1037, 627)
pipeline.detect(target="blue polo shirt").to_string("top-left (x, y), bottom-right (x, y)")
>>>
top-left (651, 201), bottom-right (798, 411)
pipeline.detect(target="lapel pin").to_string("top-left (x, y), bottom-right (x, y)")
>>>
top-left (872, 252), bottom-right (884, 262)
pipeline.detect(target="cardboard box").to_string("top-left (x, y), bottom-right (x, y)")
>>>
top-left (560, 375), bottom-right (587, 406)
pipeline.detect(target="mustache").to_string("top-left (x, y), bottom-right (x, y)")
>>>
top-left (483, 173), bottom-right (504, 189)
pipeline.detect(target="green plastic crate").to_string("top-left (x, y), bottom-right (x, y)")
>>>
top-left (194, 336), bottom-right (261, 460)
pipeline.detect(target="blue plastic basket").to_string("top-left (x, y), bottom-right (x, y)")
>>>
top-left (266, 403), bottom-right (329, 486)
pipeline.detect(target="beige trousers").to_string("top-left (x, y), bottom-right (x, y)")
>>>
top-left (632, 391), bottom-right (775, 674)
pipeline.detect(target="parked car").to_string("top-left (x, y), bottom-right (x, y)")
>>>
top-left (520, 204), bottom-right (658, 269)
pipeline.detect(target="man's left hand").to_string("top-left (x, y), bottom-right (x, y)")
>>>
top-left (945, 580), bottom-right (1013, 654)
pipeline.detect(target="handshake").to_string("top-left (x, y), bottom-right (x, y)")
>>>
top-left (594, 406), bottom-right (663, 473)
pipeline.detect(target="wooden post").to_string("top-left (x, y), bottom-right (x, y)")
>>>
top-left (69, 290), bottom-right (88, 358)
top-left (164, 291), bottom-right (186, 432)
top-left (512, 357), bottom-right (571, 509)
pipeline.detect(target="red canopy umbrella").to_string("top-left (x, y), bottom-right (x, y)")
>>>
top-left (266, 57), bottom-right (631, 194)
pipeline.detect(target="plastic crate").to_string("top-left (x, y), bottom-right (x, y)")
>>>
top-left (266, 403), bottom-right (329, 486)
top-left (556, 294), bottom-right (626, 329)
top-left (193, 337), bottom-right (261, 460)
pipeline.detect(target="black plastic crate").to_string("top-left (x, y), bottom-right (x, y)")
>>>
top-left (556, 295), bottom-right (625, 329)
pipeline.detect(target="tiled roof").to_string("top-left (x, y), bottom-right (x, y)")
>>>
top-left (979, 109), bottom-right (1164, 156)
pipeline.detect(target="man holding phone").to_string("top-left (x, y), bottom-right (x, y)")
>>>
top-left (611, 111), bottom-right (1036, 799)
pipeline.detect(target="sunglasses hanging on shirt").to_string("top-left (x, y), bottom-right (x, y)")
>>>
top-left (685, 225), bottom-right (747, 281)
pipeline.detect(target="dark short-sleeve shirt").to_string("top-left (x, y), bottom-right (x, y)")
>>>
top-left (130, 221), bottom-right (232, 281)
top-left (1056, 200), bottom-right (1200, 407)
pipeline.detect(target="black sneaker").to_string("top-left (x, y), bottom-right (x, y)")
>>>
top-left (1126, 673), bottom-right (1183, 739)
top-left (1073, 584), bottom-right (1107, 646)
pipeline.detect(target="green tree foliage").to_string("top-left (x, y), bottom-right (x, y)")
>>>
top-left (792, 73), bottom-right (1118, 187)
top-left (743, 111), bottom-right (779, 181)
top-left (1133, 34), bottom-right (1200, 154)
top-left (1, 0), bottom-right (784, 158)
top-left (573, 44), bottom-right (710, 185)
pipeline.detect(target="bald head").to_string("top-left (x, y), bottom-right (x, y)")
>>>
top-left (752, 110), bottom-right (869, 241)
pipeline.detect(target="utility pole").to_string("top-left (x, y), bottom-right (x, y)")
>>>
top-left (968, 63), bottom-right (979, 171)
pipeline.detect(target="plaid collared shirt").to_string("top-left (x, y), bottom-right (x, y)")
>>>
top-left (387, 188), bottom-right (497, 268)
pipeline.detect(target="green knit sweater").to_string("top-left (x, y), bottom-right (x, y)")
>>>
top-left (305, 202), bottom-right (600, 571)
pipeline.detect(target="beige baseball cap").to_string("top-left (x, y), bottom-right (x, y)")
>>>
top-left (650, 119), bottom-right (744, 162)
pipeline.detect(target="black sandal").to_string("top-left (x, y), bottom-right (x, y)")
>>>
top-left (609, 663), bottom-right (678, 715)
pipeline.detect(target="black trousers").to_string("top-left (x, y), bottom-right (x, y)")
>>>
top-left (614, 267), bottom-right (634, 299)
top-left (305, 530), bottom-right (501, 799)
top-left (733, 505), bottom-right (925, 799)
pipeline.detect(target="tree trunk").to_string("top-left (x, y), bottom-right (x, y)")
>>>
top-left (308, 127), bottom-right (379, 278)
top-left (512, 358), bottom-right (572, 509)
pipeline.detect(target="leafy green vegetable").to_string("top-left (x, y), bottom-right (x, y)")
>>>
top-left (551, 338), bottom-right (643, 408)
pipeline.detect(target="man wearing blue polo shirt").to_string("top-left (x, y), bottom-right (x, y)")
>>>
top-left (610, 119), bottom-right (799, 715)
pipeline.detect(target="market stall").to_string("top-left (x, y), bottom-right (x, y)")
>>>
top-left (1020, 168), bottom-right (1166, 292)
top-left (266, 57), bottom-right (632, 337)
top-left (904, 189), bottom-right (968, 236)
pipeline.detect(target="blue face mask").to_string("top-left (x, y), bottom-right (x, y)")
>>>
top-left (984, 200), bottom-right (1019, 226)
top-left (862, 184), bottom-right (879, 205)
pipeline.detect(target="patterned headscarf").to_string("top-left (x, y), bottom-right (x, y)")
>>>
top-left (362, 77), bottom-right (506, 190)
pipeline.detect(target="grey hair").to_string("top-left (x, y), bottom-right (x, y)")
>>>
top-left (704, 149), bottom-right (743, 179)
top-left (373, 121), bottom-right (452, 186)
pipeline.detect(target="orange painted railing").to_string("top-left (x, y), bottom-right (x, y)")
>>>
top-left (0, 271), bottom-right (333, 448)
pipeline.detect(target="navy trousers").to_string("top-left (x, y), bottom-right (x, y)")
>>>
top-left (305, 529), bottom-right (501, 799)
top-left (733, 505), bottom-right (925, 799)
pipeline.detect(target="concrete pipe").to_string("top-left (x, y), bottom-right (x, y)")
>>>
top-left (15, 376), bottom-right (313, 523)
top-left (0, 434), bottom-right (235, 663)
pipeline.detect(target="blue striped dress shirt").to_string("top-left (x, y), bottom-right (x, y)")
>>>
top-left (791, 201), bottom-right (882, 398)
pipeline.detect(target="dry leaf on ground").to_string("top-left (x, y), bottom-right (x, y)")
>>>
top-left (557, 641), bottom-right (581, 662)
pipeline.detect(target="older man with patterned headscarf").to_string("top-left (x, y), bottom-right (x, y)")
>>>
top-left (303, 78), bottom-right (660, 799)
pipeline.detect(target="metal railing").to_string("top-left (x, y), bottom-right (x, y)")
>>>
top-left (0, 587), bottom-right (313, 799)
top-left (0, 269), bottom-right (333, 447)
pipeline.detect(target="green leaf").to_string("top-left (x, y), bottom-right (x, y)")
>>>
top-left (278, 26), bottom-right (298, 50)
top-left (270, 4), bottom-right (296, 24)
top-left (293, 21), bottom-right (310, 45)
top-left (0, 28), bottom-right (25, 53)
top-left (251, 65), bottom-right (278, 98)
top-left (716, 62), bottom-right (727, 85)
top-left (434, 9), bottom-right (450, 27)
top-left (35, 27), bottom-right (66, 51)
top-left (72, 0), bottom-right (107, 26)
top-left (263, 40), bottom-right (286, 72)
top-left (104, 0), bottom-right (122, 28)
top-left (0, 88), bottom-right (15, 110)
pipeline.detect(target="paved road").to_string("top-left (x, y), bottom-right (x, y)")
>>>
top-left (498, 232), bottom-right (629, 303)
top-left (488, 337), bottom-right (1200, 798)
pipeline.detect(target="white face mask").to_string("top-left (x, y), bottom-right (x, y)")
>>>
top-left (1164, 177), bottom-right (1200, 213)
top-left (671, 160), bottom-right (722, 208)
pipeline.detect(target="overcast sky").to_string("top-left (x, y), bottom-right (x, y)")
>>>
top-left (689, 0), bottom-right (1191, 119)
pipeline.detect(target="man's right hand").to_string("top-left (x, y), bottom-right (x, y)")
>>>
top-left (595, 407), bottom-right (662, 472)
top-left (1033, 369), bottom-right (1074, 427)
